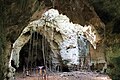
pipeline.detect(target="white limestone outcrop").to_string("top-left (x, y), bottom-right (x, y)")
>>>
top-left (8, 9), bottom-right (100, 79)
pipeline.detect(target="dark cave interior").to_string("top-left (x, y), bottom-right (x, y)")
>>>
top-left (16, 32), bottom-right (51, 72)
top-left (112, 18), bottom-right (120, 34)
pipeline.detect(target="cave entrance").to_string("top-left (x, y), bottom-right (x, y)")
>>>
top-left (16, 32), bottom-right (56, 74)
top-left (8, 9), bottom-right (103, 79)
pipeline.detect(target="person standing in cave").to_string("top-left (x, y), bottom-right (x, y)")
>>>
top-left (39, 66), bottom-right (47, 80)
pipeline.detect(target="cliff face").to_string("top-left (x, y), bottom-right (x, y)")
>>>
top-left (89, 0), bottom-right (120, 79)
top-left (0, 0), bottom-right (105, 79)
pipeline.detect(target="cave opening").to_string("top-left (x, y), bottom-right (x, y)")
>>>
top-left (16, 32), bottom-right (53, 73)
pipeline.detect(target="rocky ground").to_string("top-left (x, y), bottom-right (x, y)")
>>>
top-left (16, 71), bottom-right (111, 80)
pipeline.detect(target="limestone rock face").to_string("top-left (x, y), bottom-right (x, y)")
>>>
top-left (1, 0), bottom-right (106, 79)
top-left (8, 9), bottom-right (100, 79)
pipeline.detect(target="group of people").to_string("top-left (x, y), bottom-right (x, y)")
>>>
top-left (23, 66), bottom-right (47, 80)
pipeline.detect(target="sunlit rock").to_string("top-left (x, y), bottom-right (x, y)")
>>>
top-left (8, 9), bottom-right (99, 79)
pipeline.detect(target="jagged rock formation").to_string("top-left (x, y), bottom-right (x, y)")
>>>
top-left (0, 0), bottom-right (106, 80)
top-left (8, 9), bottom-right (101, 79)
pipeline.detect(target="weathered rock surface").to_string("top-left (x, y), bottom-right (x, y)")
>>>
top-left (0, 0), bottom-right (106, 79)
top-left (8, 9), bottom-right (101, 79)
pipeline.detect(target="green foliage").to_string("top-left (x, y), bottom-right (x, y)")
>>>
top-left (0, 0), bottom-right (7, 79)
top-left (108, 56), bottom-right (120, 80)
top-left (89, 0), bottom-right (120, 23)
top-left (0, 19), bottom-right (6, 80)
top-left (106, 44), bottom-right (120, 80)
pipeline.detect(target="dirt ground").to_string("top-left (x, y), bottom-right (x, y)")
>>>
top-left (16, 71), bottom-right (112, 80)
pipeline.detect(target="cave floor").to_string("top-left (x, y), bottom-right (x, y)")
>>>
top-left (16, 71), bottom-right (111, 80)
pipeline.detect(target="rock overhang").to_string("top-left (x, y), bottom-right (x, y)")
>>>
top-left (8, 9), bottom-right (101, 79)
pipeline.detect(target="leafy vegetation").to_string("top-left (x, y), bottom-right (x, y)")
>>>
top-left (106, 44), bottom-right (120, 80)
top-left (0, 0), bottom-right (6, 79)
top-left (89, 0), bottom-right (120, 23)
